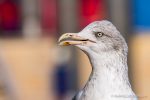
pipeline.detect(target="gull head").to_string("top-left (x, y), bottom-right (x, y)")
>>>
top-left (58, 20), bottom-right (128, 56)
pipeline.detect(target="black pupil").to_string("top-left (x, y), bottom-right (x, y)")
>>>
top-left (96, 32), bottom-right (103, 37)
top-left (98, 33), bottom-right (101, 36)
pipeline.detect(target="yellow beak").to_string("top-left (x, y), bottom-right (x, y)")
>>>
top-left (58, 33), bottom-right (95, 46)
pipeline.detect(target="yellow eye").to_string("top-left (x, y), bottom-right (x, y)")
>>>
top-left (95, 32), bottom-right (103, 37)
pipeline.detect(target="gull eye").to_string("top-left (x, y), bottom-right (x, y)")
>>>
top-left (95, 32), bottom-right (103, 37)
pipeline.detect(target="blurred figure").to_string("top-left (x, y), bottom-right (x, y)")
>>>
top-left (53, 48), bottom-right (74, 100)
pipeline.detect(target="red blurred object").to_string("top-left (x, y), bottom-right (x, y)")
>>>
top-left (80, 0), bottom-right (107, 28)
top-left (40, 0), bottom-right (57, 36)
top-left (0, 0), bottom-right (20, 31)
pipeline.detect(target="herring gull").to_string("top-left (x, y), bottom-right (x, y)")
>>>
top-left (58, 20), bottom-right (137, 100)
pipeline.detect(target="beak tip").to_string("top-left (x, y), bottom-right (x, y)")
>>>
top-left (58, 42), bottom-right (63, 46)
top-left (58, 33), bottom-right (69, 42)
top-left (58, 33), bottom-right (71, 46)
top-left (58, 38), bottom-right (62, 43)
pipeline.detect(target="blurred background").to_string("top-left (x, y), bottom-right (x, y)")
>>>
top-left (0, 0), bottom-right (149, 100)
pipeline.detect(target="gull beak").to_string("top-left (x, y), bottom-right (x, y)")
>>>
top-left (58, 33), bottom-right (95, 46)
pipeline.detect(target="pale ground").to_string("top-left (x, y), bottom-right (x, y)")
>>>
top-left (130, 35), bottom-right (150, 100)
top-left (0, 38), bottom-right (57, 100)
